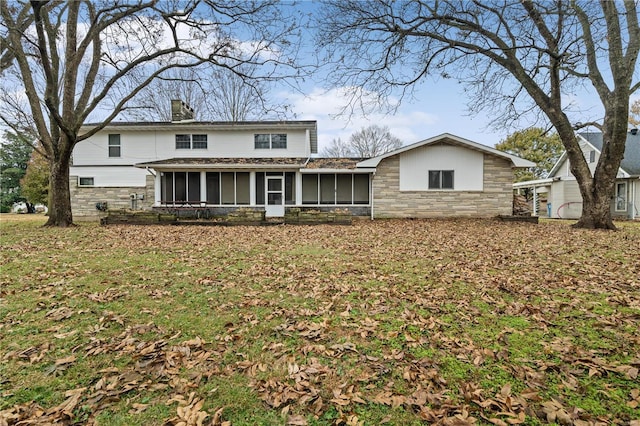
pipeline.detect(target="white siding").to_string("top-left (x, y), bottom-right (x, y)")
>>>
top-left (549, 180), bottom-right (582, 219)
top-left (70, 166), bottom-right (150, 187)
top-left (72, 128), bottom-right (310, 166)
top-left (399, 144), bottom-right (483, 191)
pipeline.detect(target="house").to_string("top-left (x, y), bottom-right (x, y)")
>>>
top-left (513, 131), bottom-right (640, 219)
top-left (69, 103), bottom-right (534, 220)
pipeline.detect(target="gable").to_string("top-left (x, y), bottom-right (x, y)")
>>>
top-left (357, 133), bottom-right (535, 169)
top-left (548, 131), bottom-right (640, 178)
top-left (398, 143), bottom-right (484, 191)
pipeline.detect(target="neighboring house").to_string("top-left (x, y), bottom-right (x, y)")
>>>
top-left (69, 103), bottom-right (533, 219)
top-left (513, 130), bottom-right (640, 219)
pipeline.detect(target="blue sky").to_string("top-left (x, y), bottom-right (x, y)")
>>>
top-left (277, 63), bottom-right (624, 155)
top-left (271, 1), bottom-right (637, 155)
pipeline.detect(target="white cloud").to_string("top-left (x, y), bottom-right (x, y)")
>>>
top-left (280, 87), bottom-right (439, 154)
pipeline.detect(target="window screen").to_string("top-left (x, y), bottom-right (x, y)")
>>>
top-left (206, 172), bottom-right (220, 204)
top-left (236, 173), bottom-right (250, 205)
top-left (302, 174), bottom-right (318, 204)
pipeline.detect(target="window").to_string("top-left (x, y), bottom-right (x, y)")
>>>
top-left (175, 134), bottom-right (208, 150)
top-left (206, 172), bottom-right (220, 204)
top-left (255, 172), bottom-right (265, 205)
top-left (255, 133), bottom-right (287, 149)
top-left (78, 177), bottom-right (94, 186)
top-left (160, 172), bottom-right (200, 204)
top-left (254, 134), bottom-right (270, 149)
top-left (285, 172), bottom-right (295, 205)
top-left (194, 172), bottom-right (250, 205)
top-left (589, 150), bottom-right (596, 163)
top-left (236, 172), bottom-right (250, 204)
top-left (301, 173), bottom-right (370, 205)
top-left (353, 174), bottom-right (369, 204)
top-left (108, 134), bottom-right (121, 157)
top-left (336, 174), bottom-right (352, 204)
top-left (192, 134), bottom-right (208, 149)
top-left (176, 134), bottom-right (191, 149)
top-left (320, 174), bottom-right (335, 204)
top-left (302, 174), bottom-right (319, 204)
top-left (428, 170), bottom-right (454, 189)
top-left (271, 134), bottom-right (287, 149)
top-left (616, 182), bottom-right (627, 211)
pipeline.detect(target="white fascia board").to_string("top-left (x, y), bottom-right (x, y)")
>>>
top-left (546, 152), bottom-right (568, 178)
top-left (512, 178), bottom-right (555, 189)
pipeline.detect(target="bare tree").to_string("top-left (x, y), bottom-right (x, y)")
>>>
top-left (321, 125), bottom-right (403, 157)
top-left (631, 99), bottom-right (640, 127)
top-left (348, 125), bottom-right (402, 157)
top-left (125, 63), bottom-right (279, 122)
top-left (0, 0), bottom-right (302, 226)
top-left (317, 0), bottom-right (640, 229)
top-left (321, 137), bottom-right (354, 157)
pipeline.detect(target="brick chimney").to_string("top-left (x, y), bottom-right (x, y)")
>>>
top-left (171, 99), bottom-right (195, 122)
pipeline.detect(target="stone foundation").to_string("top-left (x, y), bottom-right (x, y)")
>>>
top-left (70, 175), bottom-right (155, 219)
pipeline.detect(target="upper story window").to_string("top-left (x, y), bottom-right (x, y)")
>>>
top-left (108, 134), bottom-right (121, 157)
top-left (585, 150), bottom-right (596, 163)
top-left (176, 134), bottom-right (208, 150)
top-left (428, 170), bottom-right (454, 190)
top-left (192, 134), bottom-right (208, 149)
top-left (255, 133), bottom-right (287, 149)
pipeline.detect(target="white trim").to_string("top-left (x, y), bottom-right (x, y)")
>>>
top-left (615, 181), bottom-right (627, 212)
top-left (512, 177), bottom-right (555, 189)
top-left (78, 177), bottom-right (95, 186)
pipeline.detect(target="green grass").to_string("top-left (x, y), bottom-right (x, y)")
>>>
top-left (1, 214), bottom-right (639, 425)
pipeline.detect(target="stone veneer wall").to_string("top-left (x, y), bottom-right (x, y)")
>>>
top-left (372, 154), bottom-right (513, 218)
top-left (70, 175), bottom-right (155, 219)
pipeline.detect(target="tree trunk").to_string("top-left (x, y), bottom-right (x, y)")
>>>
top-left (44, 154), bottom-right (74, 227)
top-left (573, 190), bottom-right (615, 230)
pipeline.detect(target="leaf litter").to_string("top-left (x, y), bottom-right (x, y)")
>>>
top-left (1, 218), bottom-right (639, 424)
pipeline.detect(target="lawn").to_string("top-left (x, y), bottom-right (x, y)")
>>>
top-left (1, 215), bottom-right (639, 425)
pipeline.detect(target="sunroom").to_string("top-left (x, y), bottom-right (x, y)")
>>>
top-left (136, 157), bottom-right (372, 218)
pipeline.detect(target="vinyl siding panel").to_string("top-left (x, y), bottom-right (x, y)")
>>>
top-left (72, 128), bottom-right (310, 166)
top-left (399, 144), bottom-right (483, 191)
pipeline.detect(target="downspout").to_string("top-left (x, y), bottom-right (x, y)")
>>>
top-left (632, 179), bottom-right (637, 220)
top-left (370, 171), bottom-right (375, 220)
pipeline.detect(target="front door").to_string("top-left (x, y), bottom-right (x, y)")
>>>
top-left (265, 176), bottom-right (285, 217)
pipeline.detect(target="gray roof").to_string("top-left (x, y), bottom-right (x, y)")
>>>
top-left (305, 158), bottom-right (367, 169)
top-left (579, 131), bottom-right (640, 175)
